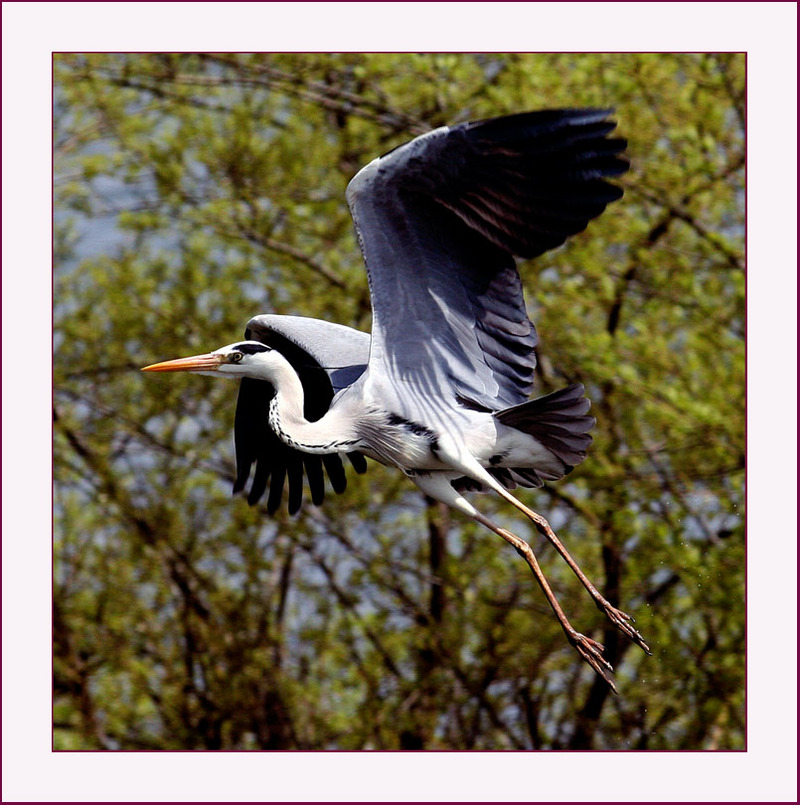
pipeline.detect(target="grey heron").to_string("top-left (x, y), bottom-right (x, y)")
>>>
top-left (143, 109), bottom-right (650, 690)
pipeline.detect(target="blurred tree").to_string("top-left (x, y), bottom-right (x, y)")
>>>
top-left (53, 52), bottom-right (745, 750)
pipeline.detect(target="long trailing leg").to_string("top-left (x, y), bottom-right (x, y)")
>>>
top-left (491, 485), bottom-right (651, 655)
top-left (435, 447), bottom-right (650, 655)
top-left (413, 473), bottom-right (620, 692)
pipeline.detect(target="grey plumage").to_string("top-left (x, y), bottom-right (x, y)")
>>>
top-left (143, 109), bottom-right (650, 690)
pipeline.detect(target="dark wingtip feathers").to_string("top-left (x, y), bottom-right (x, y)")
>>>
top-left (435, 109), bottom-right (629, 260)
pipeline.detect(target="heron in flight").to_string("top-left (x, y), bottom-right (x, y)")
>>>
top-left (143, 109), bottom-right (650, 690)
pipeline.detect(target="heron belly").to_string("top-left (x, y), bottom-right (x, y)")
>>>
top-left (480, 423), bottom-right (566, 476)
top-left (356, 412), bottom-right (446, 471)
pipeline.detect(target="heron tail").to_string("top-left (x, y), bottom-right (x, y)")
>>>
top-left (494, 383), bottom-right (595, 469)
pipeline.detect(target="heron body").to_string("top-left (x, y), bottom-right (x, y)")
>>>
top-left (143, 109), bottom-right (650, 690)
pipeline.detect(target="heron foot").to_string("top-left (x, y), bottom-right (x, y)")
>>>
top-left (565, 630), bottom-right (618, 694)
top-left (596, 601), bottom-right (652, 655)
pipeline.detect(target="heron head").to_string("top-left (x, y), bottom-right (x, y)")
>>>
top-left (142, 341), bottom-right (278, 379)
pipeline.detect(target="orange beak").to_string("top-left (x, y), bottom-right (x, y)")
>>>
top-left (141, 353), bottom-right (226, 372)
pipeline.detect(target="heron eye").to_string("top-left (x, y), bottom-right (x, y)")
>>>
top-left (229, 352), bottom-right (243, 364)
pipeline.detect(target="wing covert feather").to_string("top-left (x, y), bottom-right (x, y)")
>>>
top-left (346, 109), bottom-right (627, 411)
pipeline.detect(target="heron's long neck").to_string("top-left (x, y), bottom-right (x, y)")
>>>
top-left (265, 355), bottom-right (359, 455)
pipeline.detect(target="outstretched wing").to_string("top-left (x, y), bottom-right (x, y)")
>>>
top-left (233, 315), bottom-right (370, 514)
top-left (346, 109), bottom-right (628, 414)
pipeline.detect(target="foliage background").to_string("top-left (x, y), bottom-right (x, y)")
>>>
top-left (53, 52), bottom-right (745, 750)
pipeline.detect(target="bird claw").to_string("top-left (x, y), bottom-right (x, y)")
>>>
top-left (566, 630), bottom-right (618, 693)
top-left (562, 604), bottom-right (650, 692)
top-left (597, 601), bottom-right (652, 655)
